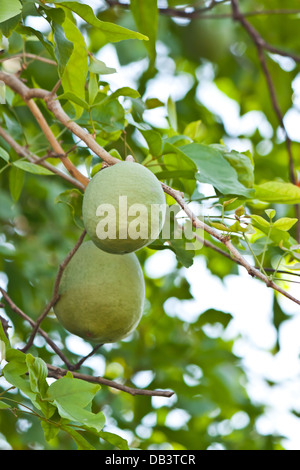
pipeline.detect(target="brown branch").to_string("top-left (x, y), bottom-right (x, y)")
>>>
top-left (0, 288), bottom-right (73, 368)
top-left (0, 288), bottom-right (173, 397)
top-left (0, 72), bottom-right (89, 188)
top-left (21, 230), bottom-right (87, 353)
top-left (106, 1), bottom-right (300, 20)
top-left (0, 53), bottom-right (57, 66)
top-left (162, 183), bottom-right (300, 306)
top-left (0, 71), bottom-right (121, 166)
top-left (0, 125), bottom-right (85, 191)
top-left (47, 364), bottom-right (174, 397)
top-left (231, 0), bottom-right (300, 242)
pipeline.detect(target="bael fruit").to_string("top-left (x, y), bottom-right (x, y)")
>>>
top-left (82, 161), bottom-right (166, 254)
top-left (53, 240), bottom-right (145, 343)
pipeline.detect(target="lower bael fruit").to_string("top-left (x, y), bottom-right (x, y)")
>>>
top-left (53, 241), bottom-right (145, 343)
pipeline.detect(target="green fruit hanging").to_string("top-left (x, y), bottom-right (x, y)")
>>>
top-left (54, 241), bottom-right (145, 343)
top-left (82, 161), bottom-right (166, 254)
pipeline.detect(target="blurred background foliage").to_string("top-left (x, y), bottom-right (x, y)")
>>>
top-left (1, 0), bottom-right (300, 450)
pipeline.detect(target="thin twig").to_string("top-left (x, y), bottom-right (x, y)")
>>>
top-left (21, 230), bottom-right (87, 353)
top-left (47, 364), bottom-right (174, 397)
top-left (231, 0), bottom-right (300, 242)
top-left (0, 53), bottom-right (57, 66)
top-left (162, 183), bottom-right (300, 306)
top-left (0, 288), bottom-right (73, 368)
top-left (0, 125), bottom-right (85, 191)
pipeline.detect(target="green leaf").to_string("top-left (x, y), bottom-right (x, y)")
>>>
top-left (55, 1), bottom-right (148, 45)
top-left (167, 96), bottom-right (178, 132)
top-left (222, 149), bottom-right (254, 188)
top-left (55, 188), bottom-right (84, 229)
top-left (88, 73), bottom-right (99, 105)
top-left (0, 147), bottom-right (10, 163)
top-left (183, 120), bottom-right (205, 143)
top-left (254, 181), bottom-right (300, 204)
top-left (9, 165), bottom-right (25, 203)
top-left (3, 351), bottom-right (39, 408)
top-left (61, 425), bottom-right (95, 450)
top-left (88, 57), bottom-right (116, 75)
top-left (47, 377), bottom-right (105, 432)
top-left (41, 420), bottom-right (60, 443)
top-left (26, 354), bottom-right (48, 397)
top-left (130, 0), bottom-right (157, 67)
top-left (273, 217), bottom-right (298, 231)
top-left (58, 91), bottom-right (89, 110)
top-left (16, 25), bottom-right (55, 59)
top-left (99, 431), bottom-right (129, 450)
top-left (140, 129), bottom-right (163, 156)
top-left (52, 24), bottom-right (73, 75)
top-left (180, 143), bottom-right (255, 198)
top-left (195, 309), bottom-right (233, 328)
top-left (59, 14), bottom-right (88, 118)
top-left (13, 161), bottom-right (54, 175)
top-left (0, 0), bottom-right (22, 23)
top-left (107, 86), bottom-right (140, 102)
top-left (0, 401), bottom-right (11, 410)
top-left (250, 214), bottom-right (271, 229)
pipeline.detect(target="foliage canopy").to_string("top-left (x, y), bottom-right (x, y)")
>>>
top-left (1, 0), bottom-right (300, 450)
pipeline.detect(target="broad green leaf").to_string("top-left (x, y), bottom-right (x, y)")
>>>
top-left (265, 209), bottom-right (276, 220)
top-left (41, 420), bottom-right (60, 443)
top-left (273, 217), bottom-right (298, 231)
top-left (167, 96), bottom-right (178, 132)
top-left (195, 309), bottom-right (233, 328)
top-left (180, 143), bottom-right (255, 198)
top-left (52, 22), bottom-right (74, 75)
top-left (55, 1), bottom-right (148, 45)
top-left (88, 57), bottom-right (116, 75)
top-left (55, 188), bottom-right (84, 229)
top-left (0, 147), bottom-right (10, 163)
top-left (61, 425), bottom-right (95, 450)
top-left (0, 401), bottom-right (11, 410)
top-left (183, 120), bottom-right (205, 143)
top-left (47, 376), bottom-right (105, 432)
top-left (140, 129), bottom-right (163, 156)
top-left (0, 81), bottom-right (5, 104)
top-left (13, 161), bottom-right (54, 175)
top-left (222, 149), bottom-right (254, 188)
top-left (3, 352), bottom-right (40, 408)
top-left (0, 340), bottom-right (6, 362)
top-left (130, 0), bottom-right (157, 67)
top-left (254, 181), bottom-right (300, 204)
top-left (250, 215), bottom-right (271, 229)
top-left (98, 431), bottom-right (129, 450)
top-left (0, 318), bottom-right (10, 350)
top-left (16, 24), bottom-right (55, 59)
top-left (104, 86), bottom-right (140, 103)
top-left (9, 165), bottom-right (24, 203)
top-left (60, 14), bottom-right (88, 118)
top-left (0, 0), bottom-right (22, 23)
top-left (58, 92), bottom-right (89, 110)
top-left (26, 354), bottom-right (48, 397)
top-left (88, 73), bottom-right (99, 105)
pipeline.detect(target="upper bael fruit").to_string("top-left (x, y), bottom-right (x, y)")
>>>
top-left (82, 161), bottom-right (166, 254)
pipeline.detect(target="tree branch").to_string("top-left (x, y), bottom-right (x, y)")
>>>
top-left (21, 230), bottom-right (87, 353)
top-left (0, 72), bottom-right (89, 188)
top-left (0, 288), bottom-right (73, 368)
top-left (231, 0), bottom-right (300, 241)
top-left (162, 183), bottom-right (300, 306)
top-left (0, 125), bottom-right (85, 191)
top-left (46, 364), bottom-right (174, 397)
